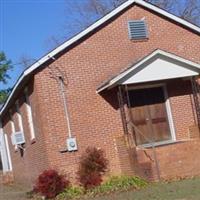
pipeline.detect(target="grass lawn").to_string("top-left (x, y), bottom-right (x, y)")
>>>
top-left (92, 177), bottom-right (200, 200)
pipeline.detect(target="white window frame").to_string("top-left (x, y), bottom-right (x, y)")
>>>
top-left (24, 88), bottom-right (35, 140)
top-left (9, 110), bottom-right (18, 150)
top-left (127, 83), bottom-right (176, 147)
top-left (0, 121), bottom-right (12, 172)
top-left (16, 100), bottom-right (24, 132)
top-left (9, 110), bottom-right (15, 134)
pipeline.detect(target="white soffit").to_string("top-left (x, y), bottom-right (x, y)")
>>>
top-left (122, 56), bottom-right (199, 85)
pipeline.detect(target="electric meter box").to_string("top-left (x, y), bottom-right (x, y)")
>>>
top-left (67, 137), bottom-right (78, 152)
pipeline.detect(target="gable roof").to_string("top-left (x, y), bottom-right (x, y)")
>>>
top-left (1, 0), bottom-right (200, 116)
top-left (97, 49), bottom-right (200, 93)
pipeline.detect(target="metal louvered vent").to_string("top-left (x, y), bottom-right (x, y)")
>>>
top-left (128, 20), bottom-right (148, 40)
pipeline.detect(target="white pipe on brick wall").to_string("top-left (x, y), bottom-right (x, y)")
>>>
top-left (59, 77), bottom-right (72, 138)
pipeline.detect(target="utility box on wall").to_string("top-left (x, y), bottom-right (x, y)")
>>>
top-left (67, 137), bottom-right (78, 152)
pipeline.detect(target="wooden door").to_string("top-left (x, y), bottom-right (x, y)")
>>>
top-left (128, 86), bottom-right (171, 145)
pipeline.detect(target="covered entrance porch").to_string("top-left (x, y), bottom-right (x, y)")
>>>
top-left (97, 49), bottom-right (200, 180)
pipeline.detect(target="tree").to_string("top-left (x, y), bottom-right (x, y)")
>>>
top-left (18, 54), bottom-right (36, 69)
top-left (47, 0), bottom-right (127, 48)
top-left (0, 88), bottom-right (11, 105)
top-left (0, 51), bottom-right (12, 104)
top-left (146, 0), bottom-right (200, 25)
top-left (48, 0), bottom-right (200, 49)
top-left (178, 0), bottom-right (200, 25)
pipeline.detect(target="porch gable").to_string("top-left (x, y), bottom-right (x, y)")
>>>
top-left (97, 49), bottom-right (200, 92)
top-left (122, 55), bottom-right (199, 85)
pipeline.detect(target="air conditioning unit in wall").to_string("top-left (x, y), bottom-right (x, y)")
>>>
top-left (11, 131), bottom-right (25, 145)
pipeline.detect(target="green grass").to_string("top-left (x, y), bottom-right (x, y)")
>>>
top-left (93, 177), bottom-right (200, 200)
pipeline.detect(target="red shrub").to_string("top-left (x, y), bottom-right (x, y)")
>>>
top-left (79, 171), bottom-right (102, 189)
top-left (34, 169), bottom-right (69, 199)
top-left (77, 147), bottom-right (108, 189)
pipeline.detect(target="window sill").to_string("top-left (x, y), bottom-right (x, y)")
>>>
top-left (136, 139), bottom-right (198, 149)
top-left (30, 138), bottom-right (36, 144)
top-left (137, 139), bottom-right (178, 149)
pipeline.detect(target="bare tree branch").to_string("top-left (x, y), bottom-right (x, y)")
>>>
top-left (18, 54), bottom-right (36, 69)
top-left (46, 0), bottom-right (200, 50)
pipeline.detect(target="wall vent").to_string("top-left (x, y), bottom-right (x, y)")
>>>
top-left (128, 20), bottom-right (148, 40)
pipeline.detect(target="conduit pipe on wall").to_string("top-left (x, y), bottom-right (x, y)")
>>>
top-left (47, 55), bottom-right (73, 139)
top-left (59, 76), bottom-right (72, 138)
top-left (47, 57), bottom-right (77, 152)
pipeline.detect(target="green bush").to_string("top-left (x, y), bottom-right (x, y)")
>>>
top-left (56, 176), bottom-right (147, 199)
top-left (56, 186), bottom-right (84, 200)
top-left (88, 176), bottom-right (147, 196)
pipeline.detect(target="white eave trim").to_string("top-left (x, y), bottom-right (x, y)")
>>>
top-left (1, 0), bottom-right (200, 115)
top-left (136, 0), bottom-right (200, 33)
top-left (97, 49), bottom-right (200, 93)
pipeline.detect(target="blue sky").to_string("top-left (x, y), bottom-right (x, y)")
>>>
top-left (0, 0), bottom-right (103, 89)
top-left (0, 0), bottom-right (67, 88)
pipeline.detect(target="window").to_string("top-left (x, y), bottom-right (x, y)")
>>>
top-left (9, 110), bottom-right (15, 134)
top-left (16, 100), bottom-right (24, 132)
top-left (24, 88), bottom-right (35, 140)
top-left (0, 121), bottom-right (12, 171)
top-left (9, 110), bottom-right (18, 150)
top-left (128, 20), bottom-right (148, 40)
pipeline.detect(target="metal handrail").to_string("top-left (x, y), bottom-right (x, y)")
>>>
top-left (127, 120), bottom-right (161, 181)
top-left (119, 85), bottom-right (161, 180)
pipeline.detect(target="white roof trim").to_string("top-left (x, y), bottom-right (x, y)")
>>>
top-left (1, 0), bottom-right (200, 115)
top-left (136, 0), bottom-right (200, 33)
top-left (97, 49), bottom-right (200, 93)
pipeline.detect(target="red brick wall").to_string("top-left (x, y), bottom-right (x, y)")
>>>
top-left (135, 139), bottom-right (200, 180)
top-left (2, 78), bottom-right (49, 187)
top-left (167, 80), bottom-right (197, 140)
top-left (2, 4), bottom-right (200, 185)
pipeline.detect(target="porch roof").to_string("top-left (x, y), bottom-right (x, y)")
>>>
top-left (97, 49), bottom-right (200, 93)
